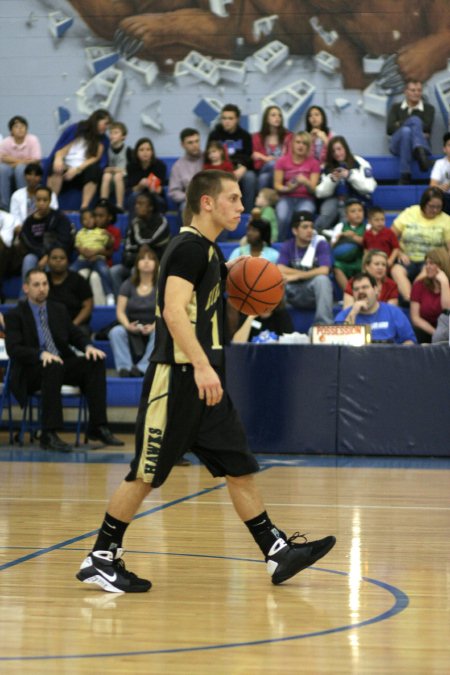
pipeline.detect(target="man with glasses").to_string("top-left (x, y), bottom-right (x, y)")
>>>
top-left (334, 272), bottom-right (417, 344)
top-left (207, 104), bottom-right (256, 212)
top-left (387, 80), bottom-right (435, 185)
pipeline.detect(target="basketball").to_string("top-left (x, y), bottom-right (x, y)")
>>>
top-left (226, 257), bottom-right (284, 315)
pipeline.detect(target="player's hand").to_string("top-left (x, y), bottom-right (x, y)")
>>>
top-left (85, 345), bottom-right (106, 360)
top-left (225, 256), bottom-right (249, 271)
top-left (40, 351), bottom-right (63, 367)
top-left (194, 363), bottom-right (223, 406)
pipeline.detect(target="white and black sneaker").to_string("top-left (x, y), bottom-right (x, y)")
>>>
top-left (266, 533), bottom-right (336, 585)
top-left (76, 548), bottom-right (151, 593)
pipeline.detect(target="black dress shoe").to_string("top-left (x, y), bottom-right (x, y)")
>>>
top-left (40, 431), bottom-right (73, 453)
top-left (88, 425), bottom-right (125, 446)
top-left (130, 366), bottom-right (144, 378)
top-left (413, 146), bottom-right (433, 172)
top-left (118, 368), bottom-right (131, 378)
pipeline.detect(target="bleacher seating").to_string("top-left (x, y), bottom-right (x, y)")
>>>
top-left (0, 153), bottom-right (424, 430)
top-left (365, 156), bottom-right (436, 184)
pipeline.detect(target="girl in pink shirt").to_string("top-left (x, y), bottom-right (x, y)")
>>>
top-left (274, 131), bottom-right (320, 239)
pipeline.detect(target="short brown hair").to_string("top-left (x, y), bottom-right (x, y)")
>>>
top-left (186, 170), bottom-right (238, 215)
top-left (110, 121), bottom-right (127, 136)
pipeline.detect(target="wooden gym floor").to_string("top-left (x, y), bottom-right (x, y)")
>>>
top-left (0, 438), bottom-right (449, 674)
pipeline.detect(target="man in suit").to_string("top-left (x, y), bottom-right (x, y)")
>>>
top-left (5, 268), bottom-right (124, 452)
top-left (387, 80), bottom-right (435, 184)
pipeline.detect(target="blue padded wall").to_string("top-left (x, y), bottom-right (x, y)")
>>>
top-left (337, 344), bottom-right (450, 456)
top-left (226, 344), bottom-right (339, 454)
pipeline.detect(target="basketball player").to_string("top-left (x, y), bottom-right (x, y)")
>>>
top-left (76, 170), bottom-right (336, 592)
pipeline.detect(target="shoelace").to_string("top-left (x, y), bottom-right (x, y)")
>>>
top-left (287, 532), bottom-right (308, 546)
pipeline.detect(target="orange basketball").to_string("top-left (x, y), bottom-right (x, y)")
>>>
top-left (226, 257), bottom-right (284, 316)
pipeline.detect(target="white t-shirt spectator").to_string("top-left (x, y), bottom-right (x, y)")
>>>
top-left (10, 187), bottom-right (58, 223)
top-left (430, 157), bottom-right (450, 193)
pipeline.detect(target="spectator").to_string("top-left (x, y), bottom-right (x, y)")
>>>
top-left (47, 245), bottom-right (93, 338)
top-left (0, 208), bottom-right (21, 301)
top-left (126, 137), bottom-right (166, 213)
top-left (46, 109), bottom-right (111, 209)
top-left (10, 162), bottom-right (58, 227)
top-left (252, 187), bottom-right (279, 243)
top-left (110, 189), bottom-right (170, 296)
top-left (327, 198), bottom-right (366, 292)
top-left (277, 210), bottom-right (334, 325)
top-left (4, 268), bottom-right (124, 452)
top-left (168, 128), bottom-right (203, 214)
top-left (252, 105), bottom-right (292, 190)
top-left (343, 249), bottom-right (399, 308)
top-left (410, 247), bottom-right (450, 343)
top-left (70, 207), bottom-right (115, 306)
top-left (315, 136), bottom-right (376, 233)
top-left (334, 272), bottom-right (417, 344)
top-left (431, 310), bottom-right (450, 344)
top-left (232, 301), bottom-right (294, 343)
top-left (203, 140), bottom-right (235, 173)
top-left (19, 186), bottom-right (74, 281)
top-left (430, 132), bottom-right (450, 214)
top-left (109, 245), bottom-right (158, 377)
top-left (0, 115), bottom-right (41, 211)
top-left (390, 187), bottom-right (450, 302)
top-left (100, 121), bottom-right (129, 211)
top-left (207, 104), bottom-right (256, 212)
top-left (363, 206), bottom-right (400, 269)
top-left (274, 131), bottom-right (320, 240)
top-left (98, 197), bottom-right (121, 252)
top-left (305, 105), bottom-right (333, 166)
top-left (228, 218), bottom-right (279, 263)
top-left (387, 80), bottom-right (435, 184)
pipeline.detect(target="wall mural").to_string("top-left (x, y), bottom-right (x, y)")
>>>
top-left (6, 1), bottom-right (450, 155)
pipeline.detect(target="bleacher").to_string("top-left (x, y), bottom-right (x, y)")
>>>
top-left (1, 154), bottom-right (428, 429)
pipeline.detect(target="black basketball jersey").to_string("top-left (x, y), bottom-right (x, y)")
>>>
top-left (151, 226), bottom-right (225, 366)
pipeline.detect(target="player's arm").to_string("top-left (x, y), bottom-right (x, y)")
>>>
top-left (163, 275), bottom-right (223, 406)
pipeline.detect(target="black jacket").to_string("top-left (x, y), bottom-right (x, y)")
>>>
top-left (19, 209), bottom-right (74, 258)
top-left (207, 125), bottom-right (254, 170)
top-left (4, 300), bottom-right (90, 406)
top-left (386, 101), bottom-right (435, 136)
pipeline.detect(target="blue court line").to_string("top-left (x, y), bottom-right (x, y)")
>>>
top-left (0, 561), bottom-right (409, 661)
top-left (2, 447), bottom-right (450, 469)
top-left (0, 482), bottom-right (226, 573)
top-left (0, 463), bottom-right (410, 663)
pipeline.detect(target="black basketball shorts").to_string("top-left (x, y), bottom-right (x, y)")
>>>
top-left (126, 362), bottom-right (260, 487)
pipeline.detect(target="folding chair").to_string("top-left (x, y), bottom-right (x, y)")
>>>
top-left (0, 339), bottom-right (14, 444)
top-left (18, 386), bottom-right (88, 447)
